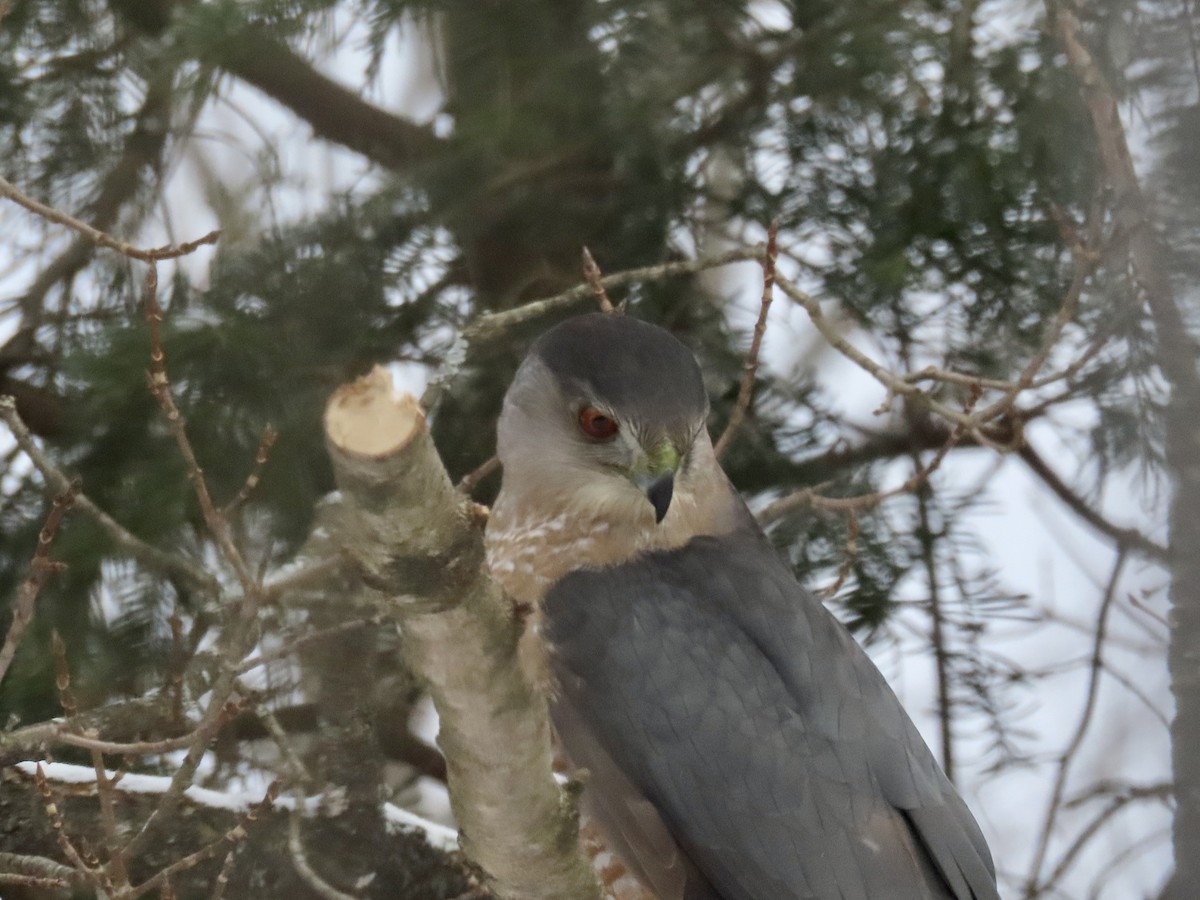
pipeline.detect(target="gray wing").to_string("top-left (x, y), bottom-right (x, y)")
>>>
top-left (543, 530), bottom-right (998, 900)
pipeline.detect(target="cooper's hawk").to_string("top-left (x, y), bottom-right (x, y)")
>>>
top-left (485, 313), bottom-right (999, 900)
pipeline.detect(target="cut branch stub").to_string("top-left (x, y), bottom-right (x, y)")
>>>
top-left (324, 368), bottom-right (482, 609)
top-left (322, 366), bottom-right (600, 900)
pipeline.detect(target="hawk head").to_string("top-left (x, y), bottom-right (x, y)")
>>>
top-left (496, 313), bottom-right (711, 525)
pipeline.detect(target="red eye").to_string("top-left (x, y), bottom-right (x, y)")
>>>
top-left (578, 407), bottom-right (619, 441)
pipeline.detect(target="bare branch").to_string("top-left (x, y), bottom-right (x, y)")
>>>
top-left (581, 247), bottom-right (617, 313)
top-left (0, 483), bottom-right (76, 684)
top-left (458, 455), bottom-right (502, 495)
top-left (222, 425), bottom-right (279, 516)
top-left (0, 694), bottom-right (192, 768)
top-left (209, 850), bottom-right (238, 900)
top-left (1039, 782), bottom-right (1171, 897)
top-left (776, 275), bottom-right (978, 428)
top-left (757, 395), bottom-right (975, 523)
top-left (142, 265), bottom-right (256, 597)
top-left (714, 221), bottom-right (778, 460)
top-left (478, 246), bottom-right (766, 339)
top-left (0, 852), bottom-right (87, 890)
top-left (777, 218), bottom-right (1097, 444)
top-left (91, 743), bottom-right (132, 892)
top-left (237, 616), bottom-right (381, 675)
top-left (128, 781), bottom-right (280, 900)
top-left (6, 64), bottom-right (177, 330)
top-left (324, 367), bottom-right (599, 900)
top-left (54, 723), bottom-right (235, 757)
top-left (0, 395), bottom-right (219, 593)
top-left (432, 246), bottom-right (773, 495)
top-left (1046, 9), bottom-right (1200, 890)
top-left (816, 510), bottom-right (858, 600)
top-left (217, 24), bottom-right (440, 172)
top-left (1025, 549), bottom-right (1128, 897)
top-left (33, 763), bottom-right (97, 881)
top-left (50, 630), bottom-right (79, 719)
top-left (0, 174), bottom-right (218, 262)
top-left (424, 246), bottom-right (768, 411)
top-left (971, 214), bottom-right (1099, 425)
top-left (1018, 443), bottom-right (1168, 560)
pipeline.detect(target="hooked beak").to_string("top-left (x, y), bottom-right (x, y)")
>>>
top-left (632, 441), bottom-right (681, 525)
top-left (644, 472), bottom-right (674, 524)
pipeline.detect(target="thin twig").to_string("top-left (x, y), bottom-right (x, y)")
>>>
top-left (52, 627), bottom-right (134, 890)
top-left (757, 393), bottom-right (977, 523)
top-left (1039, 782), bottom-right (1171, 897)
top-left (466, 246), bottom-right (765, 343)
top-left (1024, 549), bottom-right (1129, 897)
top-left (50, 630), bottom-right (79, 718)
top-left (5, 61), bottom-right (178, 334)
top-left (142, 265), bottom-right (257, 597)
top-left (913, 472), bottom-right (954, 783)
top-left (1018, 443), bottom-right (1168, 560)
top-left (0, 483), bottom-right (76, 684)
top-left (127, 781), bottom-right (279, 899)
top-left (120, 623), bottom-right (260, 861)
top-left (237, 616), bottom-right (382, 675)
top-left (0, 174), bottom-right (219, 262)
top-left (778, 221), bottom-right (1096, 442)
top-left (776, 274), bottom-right (977, 428)
top-left (260, 554), bottom-right (351, 602)
top-left (54, 721), bottom-right (237, 756)
top-left (457, 455), bottom-right (501, 494)
top-left (0, 852), bottom-right (87, 890)
top-left (816, 510), bottom-right (858, 600)
top-left (714, 221), bottom-right (778, 460)
top-left (0, 395), bottom-right (219, 592)
top-left (0, 694), bottom-right (194, 768)
top-left (256, 703), bottom-right (315, 786)
top-left (92, 745), bottom-right (132, 891)
top-left (221, 425), bottom-right (279, 516)
top-left (33, 763), bottom-right (96, 879)
top-left (581, 247), bottom-right (617, 313)
top-left (209, 850), bottom-right (238, 900)
top-left (423, 246), bottom-right (767, 410)
top-left (972, 208), bottom-right (1100, 425)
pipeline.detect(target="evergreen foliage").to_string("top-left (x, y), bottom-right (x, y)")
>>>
top-left (0, 0), bottom-right (1189, 896)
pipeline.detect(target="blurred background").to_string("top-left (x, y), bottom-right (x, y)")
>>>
top-left (0, 1), bottom-right (1193, 897)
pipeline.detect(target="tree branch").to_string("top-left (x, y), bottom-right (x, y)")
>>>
top-left (714, 221), bottom-right (777, 460)
top-left (1047, 8), bottom-right (1200, 892)
top-left (1025, 549), bottom-right (1128, 897)
top-left (323, 367), bottom-right (599, 900)
top-left (111, 0), bottom-right (441, 172)
top-left (423, 246), bottom-right (766, 410)
top-left (1017, 442), bottom-right (1168, 560)
top-left (0, 484), bottom-right (76, 684)
top-left (7, 61), bottom-right (176, 327)
top-left (218, 26), bottom-right (440, 172)
top-left (0, 176), bottom-right (220, 263)
top-left (0, 395), bottom-right (220, 594)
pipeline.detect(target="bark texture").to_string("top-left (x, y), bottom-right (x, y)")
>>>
top-left (323, 367), bottom-right (599, 900)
